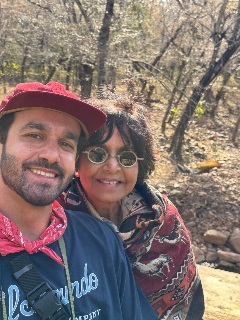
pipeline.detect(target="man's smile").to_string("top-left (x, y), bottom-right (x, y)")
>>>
top-left (30, 168), bottom-right (57, 178)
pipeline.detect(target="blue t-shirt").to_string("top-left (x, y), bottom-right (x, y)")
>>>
top-left (0, 210), bottom-right (158, 320)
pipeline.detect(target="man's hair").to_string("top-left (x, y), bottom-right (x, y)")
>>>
top-left (0, 113), bottom-right (15, 144)
top-left (77, 98), bottom-right (155, 184)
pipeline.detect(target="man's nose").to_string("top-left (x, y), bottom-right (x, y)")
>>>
top-left (38, 140), bottom-right (61, 163)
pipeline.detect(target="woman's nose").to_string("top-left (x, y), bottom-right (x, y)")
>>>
top-left (102, 155), bottom-right (121, 173)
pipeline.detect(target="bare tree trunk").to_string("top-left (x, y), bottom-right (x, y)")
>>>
top-left (21, 46), bottom-right (29, 83)
top-left (0, 64), bottom-right (7, 94)
top-left (161, 59), bottom-right (188, 134)
top-left (63, 0), bottom-right (77, 23)
top-left (169, 38), bottom-right (240, 162)
top-left (169, 0), bottom-right (240, 162)
top-left (232, 112), bottom-right (240, 146)
top-left (74, 0), bottom-right (94, 32)
top-left (106, 65), bottom-right (116, 91)
top-left (79, 63), bottom-right (94, 99)
top-left (169, 86), bottom-right (203, 162)
top-left (132, 23), bottom-right (185, 93)
top-left (167, 76), bottom-right (192, 126)
top-left (44, 66), bottom-right (57, 84)
top-left (65, 60), bottom-right (72, 90)
top-left (97, 0), bottom-right (115, 98)
top-left (44, 58), bottom-right (68, 84)
top-left (210, 71), bottom-right (231, 118)
top-left (162, 45), bottom-right (194, 134)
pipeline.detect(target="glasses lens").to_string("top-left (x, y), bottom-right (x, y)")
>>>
top-left (119, 151), bottom-right (137, 167)
top-left (88, 147), bottom-right (107, 163)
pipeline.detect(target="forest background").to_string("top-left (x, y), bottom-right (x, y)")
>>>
top-left (1, 0), bottom-right (240, 160)
top-left (0, 1), bottom-right (240, 319)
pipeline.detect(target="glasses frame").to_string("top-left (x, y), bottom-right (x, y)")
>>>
top-left (82, 147), bottom-right (144, 168)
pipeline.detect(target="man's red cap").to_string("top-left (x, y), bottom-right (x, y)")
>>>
top-left (0, 82), bottom-right (106, 137)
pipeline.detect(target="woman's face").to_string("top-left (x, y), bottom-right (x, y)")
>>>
top-left (77, 127), bottom-right (138, 211)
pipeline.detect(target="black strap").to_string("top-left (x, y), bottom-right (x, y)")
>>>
top-left (2, 252), bottom-right (67, 320)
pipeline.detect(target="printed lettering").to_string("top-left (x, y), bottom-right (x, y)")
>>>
top-left (4, 263), bottom-right (99, 318)
top-left (19, 300), bottom-right (34, 317)
top-left (73, 263), bottom-right (98, 298)
top-left (80, 264), bottom-right (89, 295)
top-left (55, 286), bottom-right (70, 305)
top-left (77, 309), bottom-right (101, 320)
top-left (8, 285), bottom-right (20, 320)
top-left (89, 273), bottom-right (98, 290)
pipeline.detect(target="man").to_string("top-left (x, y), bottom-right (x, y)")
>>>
top-left (0, 82), bottom-right (158, 320)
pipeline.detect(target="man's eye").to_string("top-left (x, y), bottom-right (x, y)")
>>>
top-left (60, 141), bottom-right (75, 150)
top-left (27, 133), bottom-right (42, 139)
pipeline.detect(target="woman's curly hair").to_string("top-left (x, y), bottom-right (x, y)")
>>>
top-left (77, 96), bottom-right (155, 184)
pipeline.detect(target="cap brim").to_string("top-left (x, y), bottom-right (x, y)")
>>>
top-left (0, 91), bottom-right (106, 137)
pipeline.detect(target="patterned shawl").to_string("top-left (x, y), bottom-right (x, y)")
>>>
top-left (59, 178), bottom-right (204, 320)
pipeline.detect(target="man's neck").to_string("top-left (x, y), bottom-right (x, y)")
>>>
top-left (11, 209), bottom-right (52, 241)
top-left (0, 191), bottom-right (52, 241)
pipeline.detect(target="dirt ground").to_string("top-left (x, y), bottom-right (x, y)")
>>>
top-left (198, 265), bottom-right (240, 320)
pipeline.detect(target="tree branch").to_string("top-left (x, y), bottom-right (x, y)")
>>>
top-left (74, 0), bottom-right (94, 32)
top-left (25, 0), bottom-right (52, 12)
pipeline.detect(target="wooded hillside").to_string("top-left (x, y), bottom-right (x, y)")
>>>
top-left (0, 0), bottom-right (239, 162)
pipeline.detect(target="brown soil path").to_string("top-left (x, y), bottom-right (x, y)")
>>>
top-left (198, 265), bottom-right (240, 320)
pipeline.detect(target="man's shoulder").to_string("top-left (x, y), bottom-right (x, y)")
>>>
top-left (63, 210), bottom-right (126, 264)
top-left (64, 209), bottom-right (119, 241)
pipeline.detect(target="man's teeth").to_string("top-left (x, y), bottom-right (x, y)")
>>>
top-left (31, 169), bottom-right (55, 178)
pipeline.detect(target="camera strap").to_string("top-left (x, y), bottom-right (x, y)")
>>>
top-left (0, 237), bottom-right (75, 320)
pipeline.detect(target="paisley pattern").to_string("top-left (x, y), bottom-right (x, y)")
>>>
top-left (0, 201), bottom-right (67, 265)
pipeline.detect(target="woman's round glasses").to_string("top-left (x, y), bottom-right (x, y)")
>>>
top-left (82, 147), bottom-right (144, 168)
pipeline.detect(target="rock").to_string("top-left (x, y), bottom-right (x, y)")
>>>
top-left (169, 189), bottom-right (182, 196)
top-left (188, 209), bottom-right (196, 218)
top-left (186, 221), bottom-right (196, 228)
top-left (225, 221), bottom-right (233, 230)
top-left (218, 246), bottom-right (231, 252)
top-left (228, 228), bottom-right (240, 254)
top-left (206, 210), bottom-right (215, 218)
top-left (216, 226), bottom-right (229, 231)
top-left (206, 252), bottom-right (218, 262)
top-left (192, 245), bottom-right (205, 263)
top-left (200, 245), bottom-right (208, 254)
top-left (204, 229), bottom-right (230, 245)
top-left (217, 250), bottom-right (240, 263)
top-left (219, 260), bottom-right (236, 268)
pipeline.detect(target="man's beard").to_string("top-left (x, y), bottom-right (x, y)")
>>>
top-left (0, 145), bottom-right (73, 206)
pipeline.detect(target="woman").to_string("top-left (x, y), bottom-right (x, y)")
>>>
top-left (60, 97), bottom-right (204, 320)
